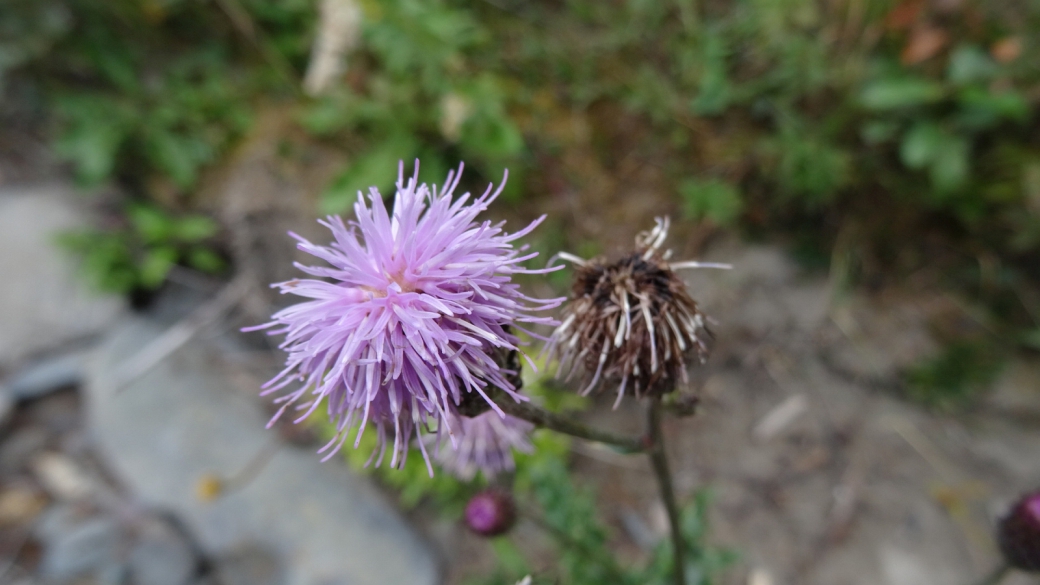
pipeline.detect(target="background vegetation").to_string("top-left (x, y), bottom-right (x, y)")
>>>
top-left (3, 0), bottom-right (1040, 577)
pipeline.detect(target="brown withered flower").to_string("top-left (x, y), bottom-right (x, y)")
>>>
top-left (546, 218), bottom-right (729, 406)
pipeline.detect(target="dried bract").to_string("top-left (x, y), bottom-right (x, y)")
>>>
top-left (546, 218), bottom-right (727, 406)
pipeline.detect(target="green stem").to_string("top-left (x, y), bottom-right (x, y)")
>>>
top-left (647, 399), bottom-right (686, 585)
top-left (491, 391), bottom-right (647, 453)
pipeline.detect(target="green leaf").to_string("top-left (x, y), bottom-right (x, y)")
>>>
top-left (679, 178), bottom-right (743, 225)
top-left (690, 29), bottom-right (732, 116)
top-left (929, 136), bottom-right (970, 195)
top-left (860, 120), bottom-right (900, 146)
top-left (946, 45), bottom-right (996, 85)
top-left (956, 87), bottom-right (1030, 129)
top-left (860, 78), bottom-right (944, 110)
top-left (52, 95), bottom-right (134, 185)
top-left (139, 246), bottom-right (178, 289)
top-left (457, 75), bottom-right (525, 162)
top-left (187, 247), bottom-right (225, 274)
top-left (129, 205), bottom-right (176, 245)
top-left (174, 216), bottom-right (219, 242)
top-left (145, 128), bottom-right (212, 189)
top-left (298, 91), bottom-right (361, 136)
top-left (899, 122), bottom-right (943, 170)
top-left (489, 538), bottom-right (530, 578)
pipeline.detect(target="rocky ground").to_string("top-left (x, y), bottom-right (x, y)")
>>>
top-left (2, 172), bottom-right (1040, 585)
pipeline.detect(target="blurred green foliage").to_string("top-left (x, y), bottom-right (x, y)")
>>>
top-left (1, 0), bottom-right (307, 294)
top-left (57, 204), bottom-right (225, 294)
top-left (905, 340), bottom-right (1004, 410)
top-left (3, 0), bottom-right (1040, 381)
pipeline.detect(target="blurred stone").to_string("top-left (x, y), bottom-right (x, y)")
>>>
top-left (37, 510), bottom-right (122, 582)
top-left (0, 185), bottom-right (124, 368)
top-left (213, 544), bottom-right (284, 585)
top-left (984, 358), bottom-right (1040, 419)
top-left (86, 317), bottom-right (438, 585)
top-left (0, 426), bottom-right (50, 473)
top-left (0, 485), bottom-right (48, 526)
top-left (127, 518), bottom-right (199, 585)
top-left (32, 452), bottom-right (95, 501)
top-left (879, 545), bottom-right (958, 585)
top-left (1, 349), bottom-right (89, 401)
top-left (0, 390), bottom-right (12, 428)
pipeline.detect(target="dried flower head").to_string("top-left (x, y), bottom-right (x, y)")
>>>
top-left (998, 490), bottom-right (1040, 572)
top-left (546, 218), bottom-right (728, 406)
top-left (248, 161), bottom-right (560, 473)
top-left (431, 409), bottom-right (534, 480)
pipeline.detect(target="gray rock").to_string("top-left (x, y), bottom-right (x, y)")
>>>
top-left (36, 509), bottom-right (122, 582)
top-left (127, 518), bottom-right (199, 585)
top-left (213, 545), bottom-right (283, 585)
top-left (0, 389), bottom-right (12, 428)
top-left (0, 185), bottom-right (124, 368)
top-left (86, 317), bottom-right (438, 585)
top-left (2, 350), bottom-right (90, 401)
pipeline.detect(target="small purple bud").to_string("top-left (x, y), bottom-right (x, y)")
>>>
top-left (998, 490), bottom-right (1040, 572)
top-left (465, 490), bottom-right (516, 537)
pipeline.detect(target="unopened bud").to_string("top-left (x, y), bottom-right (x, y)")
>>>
top-left (465, 490), bottom-right (516, 537)
top-left (997, 490), bottom-right (1040, 572)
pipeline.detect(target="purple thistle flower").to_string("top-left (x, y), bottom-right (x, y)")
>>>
top-left (248, 161), bottom-right (561, 473)
top-left (431, 410), bottom-right (534, 480)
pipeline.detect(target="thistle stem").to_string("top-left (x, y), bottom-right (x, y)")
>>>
top-left (647, 399), bottom-right (686, 585)
top-left (973, 563), bottom-right (1010, 585)
top-left (492, 393), bottom-right (646, 453)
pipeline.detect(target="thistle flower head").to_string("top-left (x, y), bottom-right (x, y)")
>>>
top-left (432, 409), bottom-right (534, 480)
top-left (248, 161), bottom-right (560, 473)
top-left (546, 218), bottom-right (727, 406)
top-left (998, 490), bottom-right (1040, 572)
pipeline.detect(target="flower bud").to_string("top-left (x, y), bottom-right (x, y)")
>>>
top-left (465, 490), bottom-right (516, 537)
top-left (997, 490), bottom-right (1040, 572)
